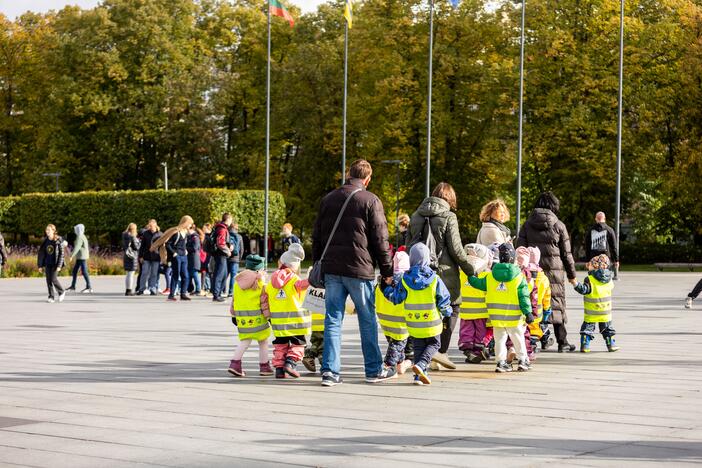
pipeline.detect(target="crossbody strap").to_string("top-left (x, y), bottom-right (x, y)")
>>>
top-left (319, 188), bottom-right (362, 262)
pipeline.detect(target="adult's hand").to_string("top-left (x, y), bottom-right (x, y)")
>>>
top-left (568, 278), bottom-right (577, 285)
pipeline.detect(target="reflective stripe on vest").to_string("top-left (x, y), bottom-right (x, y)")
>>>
top-left (459, 270), bottom-right (488, 320)
top-left (485, 274), bottom-right (524, 328)
top-left (402, 277), bottom-right (443, 339)
top-left (312, 312), bottom-right (325, 332)
top-left (375, 287), bottom-right (409, 341)
top-left (266, 276), bottom-right (311, 337)
top-left (232, 280), bottom-right (271, 342)
top-left (584, 276), bottom-right (613, 323)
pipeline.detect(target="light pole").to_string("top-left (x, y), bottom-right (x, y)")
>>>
top-left (425, 0), bottom-right (434, 198)
top-left (161, 162), bottom-right (169, 191)
top-left (42, 172), bottom-right (61, 192)
top-left (382, 160), bottom-right (402, 247)
top-left (615, 0), bottom-right (624, 279)
top-left (516, 0), bottom-right (526, 232)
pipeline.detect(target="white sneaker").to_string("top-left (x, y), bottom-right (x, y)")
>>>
top-left (428, 361), bottom-right (440, 371)
top-left (58, 292), bottom-right (66, 303)
top-left (47, 297), bottom-right (55, 303)
top-left (81, 288), bottom-right (93, 294)
top-left (685, 297), bottom-right (693, 309)
top-left (431, 352), bottom-right (457, 370)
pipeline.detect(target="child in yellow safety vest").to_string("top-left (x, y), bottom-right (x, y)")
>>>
top-left (458, 243), bottom-right (494, 364)
top-left (375, 250), bottom-right (413, 376)
top-left (468, 243), bottom-right (535, 373)
top-left (516, 247), bottom-right (539, 362)
top-left (302, 300), bottom-right (325, 374)
top-left (526, 247), bottom-right (555, 351)
top-left (573, 254), bottom-right (619, 353)
top-left (228, 254), bottom-right (273, 377)
top-left (265, 244), bottom-right (311, 378)
top-left (382, 243), bottom-right (452, 385)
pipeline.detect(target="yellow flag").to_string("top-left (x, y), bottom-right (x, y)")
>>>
top-left (344, 0), bottom-right (352, 28)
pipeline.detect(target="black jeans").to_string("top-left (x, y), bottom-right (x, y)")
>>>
top-left (554, 323), bottom-right (569, 345)
top-left (413, 335), bottom-right (441, 371)
top-left (45, 266), bottom-right (64, 299)
top-left (438, 304), bottom-right (460, 354)
top-left (688, 278), bottom-right (702, 299)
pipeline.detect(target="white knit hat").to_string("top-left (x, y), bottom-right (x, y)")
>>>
top-left (280, 243), bottom-right (305, 271)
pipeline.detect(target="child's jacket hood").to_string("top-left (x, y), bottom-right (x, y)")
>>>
top-left (491, 263), bottom-right (522, 282)
top-left (402, 265), bottom-right (436, 291)
top-left (589, 268), bottom-right (612, 284)
top-left (270, 267), bottom-right (296, 289)
top-left (236, 269), bottom-right (265, 290)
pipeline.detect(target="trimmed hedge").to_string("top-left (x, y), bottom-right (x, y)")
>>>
top-left (0, 189), bottom-right (285, 238)
top-left (620, 242), bottom-right (702, 264)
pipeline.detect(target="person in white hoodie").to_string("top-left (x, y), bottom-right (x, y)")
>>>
top-left (68, 224), bottom-right (92, 293)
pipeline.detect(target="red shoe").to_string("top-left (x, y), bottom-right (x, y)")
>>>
top-left (166, 296), bottom-right (178, 302)
top-left (259, 362), bottom-right (274, 376)
top-left (227, 360), bottom-right (245, 377)
top-left (161, 288), bottom-right (171, 295)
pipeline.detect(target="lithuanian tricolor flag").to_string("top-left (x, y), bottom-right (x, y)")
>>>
top-left (270, 0), bottom-right (294, 27)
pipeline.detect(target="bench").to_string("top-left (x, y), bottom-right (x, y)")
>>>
top-left (654, 263), bottom-right (702, 271)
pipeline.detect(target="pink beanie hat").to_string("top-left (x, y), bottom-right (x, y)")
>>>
top-left (393, 251), bottom-right (410, 274)
top-left (528, 246), bottom-right (541, 270)
top-left (516, 246), bottom-right (530, 268)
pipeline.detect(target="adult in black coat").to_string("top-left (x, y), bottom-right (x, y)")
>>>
top-left (517, 192), bottom-right (578, 352)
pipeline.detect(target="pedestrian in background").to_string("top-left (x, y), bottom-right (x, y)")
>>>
top-left (68, 224), bottom-right (93, 294)
top-left (122, 223), bottom-right (141, 296)
top-left (38, 224), bottom-right (66, 303)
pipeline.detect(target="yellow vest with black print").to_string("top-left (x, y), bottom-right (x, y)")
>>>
top-left (583, 276), bottom-right (613, 323)
top-left (403, 277), bottom-right (443, 339)
top-left (265, 276), bottom-right (311, 338)
top-left (375, 286), bottom-right (409, 341)
top-left (485, 274), bottom-right (524, 328)
top-left (459, 271), bottom-right (489, 320)
top-left (231, 279), bottom-right (271, 342)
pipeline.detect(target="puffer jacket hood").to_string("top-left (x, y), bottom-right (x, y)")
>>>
top-left (402, 265), bottom-right (437, 291)
top-left (466, 255), bottom-right (488, 274)
top-left (74, 224), bottom-right (85, 236)
top-left (416, 196), bottom-right (450, 218)
top-left (529, 208), bottom-right (559, 232)
top-left (491, 262), bottom-right (522, 282)
top-left (590, 268), bottom-right (612, 284)
top-left (270, 267), bottom-right (296, 289)
top-left (236, 269), bottom-right (266, 290)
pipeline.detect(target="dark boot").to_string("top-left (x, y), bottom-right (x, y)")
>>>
top-left (558, 342), bottom-right (576, 353)
top-left (284, 359), bottom-right (300, 378)
top-left (605, 336), bottom-right (620, 352)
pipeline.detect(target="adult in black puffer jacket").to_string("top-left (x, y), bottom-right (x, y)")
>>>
top-left (517, 192), bottom-right (577, 352)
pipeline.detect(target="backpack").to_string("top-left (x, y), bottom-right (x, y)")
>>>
top-left (421, 216), bottom-right (442, 271)
top-left (203, 231), bottom-right (217, 255)
top-left (230, 232), bottom-right (241, 257)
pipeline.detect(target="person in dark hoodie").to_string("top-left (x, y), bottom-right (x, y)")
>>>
top-left (137, 220), bottom-right (162, 295)
top-left (517, 192), bottom-right (577, 353)
top-left (406, 182), bottom-right (474, 371)
top-left (383, 243), bottom-right (453, 385)
top-left (468, 243), bottom-right (534, 373)
top-left (584, 212), bottom-right (619, 278)
top-left (573, 254), bottom-right (620, 353)
top-left (122, 223), bottom-right (141, 296)
top-left (37, 224), bottom-right (66, 303)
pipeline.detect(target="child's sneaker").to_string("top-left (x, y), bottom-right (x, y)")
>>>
top-left (431, 352), bottom-right (456, 370)
top-left (412, 364), bottom-right (431, 385)
top-left (284, 359), bottom-right (300, 378)
top-left (412, 375), bottom-right (424, 385)
top-left (580, 335), bottom-right (591, 353)
top-left (227, 359), bottom-right (245, 377)
top-left (259, 362), bottom-right (274, 376)
top-left (541, 336), bottom-right (555, 350)
top-left (465, 352), bottom-right (482, 364)
top-left (506, 347), bottom-right (517, 363)
top-left (275, 367), bottom-right (286, 379)
top-left (495, 361), bottom-right (512, 373)
top-left (428, 361), bottom-right (440, 371)
top-left (301, 355), bottom-right (316, 373)
top-left (321, 371), bottom-right (342, 387)
top-left (517, 359), bottom-right (531, 372)
top-left (396, 359), bottom-right (412, 375)
top-left (605, 336), bottom-right (620, 352)
top-left (685, 297), bottom-right (693, 309)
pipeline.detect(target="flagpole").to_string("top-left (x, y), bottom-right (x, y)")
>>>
top-left (425, 0), bottom-right (434, 198)
top-left (264, 0), bottom-right (271, 268)
top-left (342, 21), bottom-right (349, 184)
top-left (516, 0), bottom-right (526, 232)
top-left (615, 0), bottom-right (624, 277)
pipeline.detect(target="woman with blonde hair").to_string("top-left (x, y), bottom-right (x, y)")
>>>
top-left (476, 199), bottom-right (512, 246)
top-left (151, 215), bottom-right (194, 301)
top-left (122, 223), bottom-right (141, 296)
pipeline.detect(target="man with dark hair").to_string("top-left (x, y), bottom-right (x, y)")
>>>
top-left (212, 213), bottom-right (233, 302)
top-left (312, 159), bottom-right (395, 386)
top-left (584, 212), bottom-right (619, 267)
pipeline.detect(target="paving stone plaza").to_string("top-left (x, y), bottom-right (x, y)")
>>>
top-left (1, 272), bottom-right (702, 467)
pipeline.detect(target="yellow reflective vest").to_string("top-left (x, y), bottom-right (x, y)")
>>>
top-left (375, 286), bottom-right (409, 341)
top-left (459, 271), bottom-right (489, 320)
top-left (486, 274), bottom-right (524, 328)
top-left (231, 279), bottom-right (271, 342)
top-left (583, 276), bottom-right (613, 323)
top-left (266, 275), bottom-right (311, 338)
top-left (403, 277), bottom-right (443, 339)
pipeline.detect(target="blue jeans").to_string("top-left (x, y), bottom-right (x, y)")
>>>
top-left (169, 255), bottom-right (189, 298)
top-left (212, 256), bottom-right (228, 298)
top-left (70, 259), bottom-right (91, 289)
top-left (226, 261), bottom-right (239, 295)
top-left (189, 267), bottom-right (201, 293)
top-left (139, 260), bottom-right (160, 293)
top-left (321, 274), bottom-right (382, 378)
